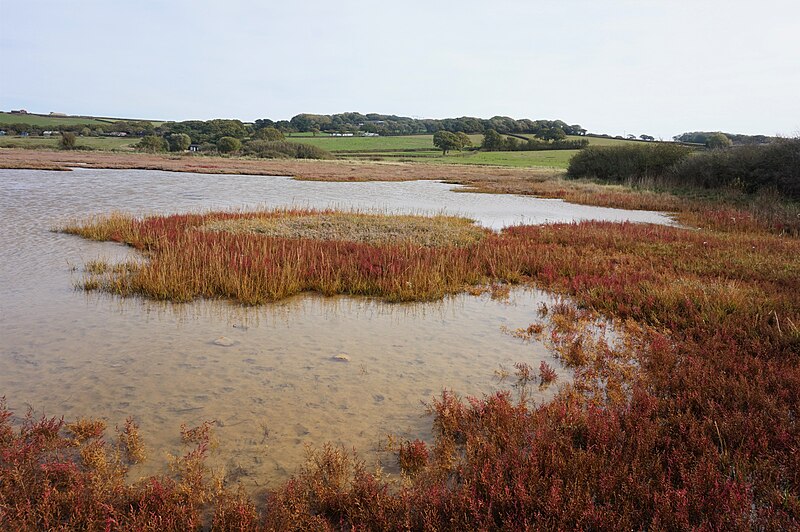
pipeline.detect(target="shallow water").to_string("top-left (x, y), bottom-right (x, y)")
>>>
top-left (0, 168), bottom-right (669, 489)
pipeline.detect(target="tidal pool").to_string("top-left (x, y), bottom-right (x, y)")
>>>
top-left (0, 168), bottom-right (670, 489)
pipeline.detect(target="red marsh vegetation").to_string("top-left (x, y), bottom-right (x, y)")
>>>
top-left (2, 206), bottom-right (798, 529)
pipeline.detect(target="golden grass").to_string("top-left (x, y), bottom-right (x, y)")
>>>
top-left (66, 418), bottom-right (107, 444)
top-left (202, 211), bottom-right (486, 247)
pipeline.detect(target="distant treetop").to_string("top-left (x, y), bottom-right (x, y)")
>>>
top-left (280, 113), bottom-right (587, 137)
top-left (673, 131), bottom-right (773, 146)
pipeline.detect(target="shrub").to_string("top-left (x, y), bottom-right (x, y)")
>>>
top-left (242, 140), bottom-right (332, 159)
top-left (567, 143), bottom-right (692, 183)
top-left (670, 138), bottom-right (800, 199)
top-left (167, 133), bottom-right (191, 152)
top-left (252, 127), bottom-right (285, 141)
top-left (136, 135), bottom-right (168, 153)
top-left (59, 131), bottom-right (76, 150)
top-left (705, 132), bottom-right (733, 149)
top-left (217, 136), bottom-right (242, 154)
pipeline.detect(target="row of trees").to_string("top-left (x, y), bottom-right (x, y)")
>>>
top-left (432, 129), bottom-right (591, 155)
top-left (135, 129), bottom-right (331, 160)
top-left (3, 113), bottom-right (584, 143)
top-left (281, 113), bottom-right (587, 137)
top-left (1, 120), bottom-right (156, 137)
top-left (135, 127), bottom-right (286, 154)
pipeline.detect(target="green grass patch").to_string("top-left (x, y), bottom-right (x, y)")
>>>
top-left (289, 134), bottom-right (483, 152)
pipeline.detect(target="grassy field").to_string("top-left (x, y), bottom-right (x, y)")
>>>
top-left (404, 149), bottom-right (576, 168)
top-left (285, 134), bottom-right (638, 168)
top-left (0, 112), bottom-right (114, 127)
top-left (290, 134), bottom-right (635, 152)
top-left (0, 136), bottom-right (140, 150)
top-left (286, 134), bottom-right (483, 152)
top-left (0, 111), bottom-right (162, 127)
top-left (576, 134), bottom-right (646, 145)
top-left (338, 148), bottom-right (575, 168)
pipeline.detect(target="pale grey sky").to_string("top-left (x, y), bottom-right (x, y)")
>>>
top-left (1, 0), bottom-right (798, 138)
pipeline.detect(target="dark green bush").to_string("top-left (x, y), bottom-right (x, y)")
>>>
top-left (217, 136), bottom-right (242, 154)
top-left (567, 144), bottom-right (692, 183)
top-left (135, 135), bottom-right (167, 153)
top-left (242, 140), bottom-right (333, 160)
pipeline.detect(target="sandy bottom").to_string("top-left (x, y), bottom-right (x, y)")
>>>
top-left (3, 287), bottom-right (565, 492)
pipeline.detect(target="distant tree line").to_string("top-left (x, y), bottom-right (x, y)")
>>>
top-left (276, 113), bottom-right (587, 137)
top-left (1, 121), bottom-right (155, 137)
top-left (1, 113), bottom-right (585, 149)
top-left (673, 131), bottom-right (773, 146)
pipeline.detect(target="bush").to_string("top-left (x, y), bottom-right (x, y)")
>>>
top-left (135, 135), bottom-right (167, 153)
top-left (567, 143), bottom-right (692, 183)
top-left (253, 127), bottom-right (285, 141)
top-left (59, 131), bottom-right (76, 150)
top-left (217, 136), bottom-right (242, 154)
top-left (242, 140), bottom-right (333, 160)
top-left (670, 138), bottom-right (800, 199)
top-left (167, 133), bottom-right (191, 152)
top-left (705, 132), bottom-right (733, 149)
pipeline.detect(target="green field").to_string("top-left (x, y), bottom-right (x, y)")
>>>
top-left (0, 112), bottom-right (162, 128)
top-left (0, 112), bottom-right (113, 127)
top-left (573, 134), bottom-right (644, 146)
top-left (285, 134), bottom-right (597, 168)
top-left (351, 149), bottom-right (576, 168)
top-left (422, 149), bottom-right (576, 168)
top-left (287, 134), bottom-right (485, 152)
top-left (289, 133), bottom-right (633, 153)
top-left (0, 136), bottom-right (140, 150)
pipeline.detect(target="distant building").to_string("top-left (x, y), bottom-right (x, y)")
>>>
top-left (10, 109), bottom-right (28, 114)
top-left (43, 131), bottom-right (56, 136)
top-left (49, 112), bottom-right (67, 117)
top-left (188, 144), bottom-right (201, 152)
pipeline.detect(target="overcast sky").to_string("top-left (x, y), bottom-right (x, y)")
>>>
top-left (1, 1), bottom-right (798, 139)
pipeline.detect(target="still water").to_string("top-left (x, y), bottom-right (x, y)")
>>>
top-left (0, 168), bottom-right (671, 489)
